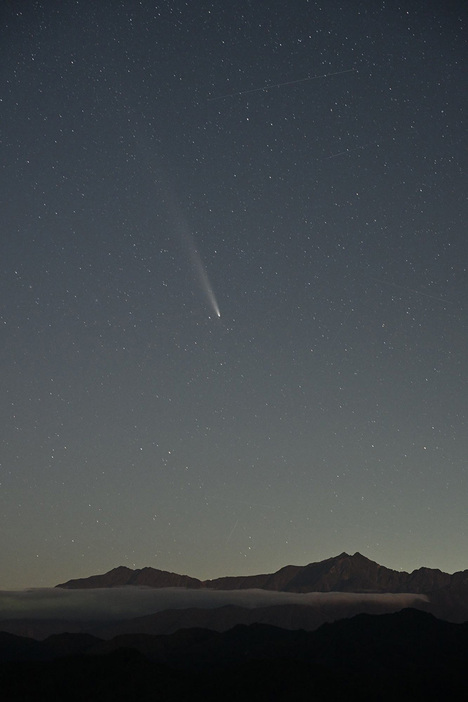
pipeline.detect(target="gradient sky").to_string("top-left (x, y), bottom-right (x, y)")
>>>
top-left (1, 0), bottom-right (467, 589)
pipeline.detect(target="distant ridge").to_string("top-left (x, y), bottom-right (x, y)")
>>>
top-left (56, 552), bottom-right (468, 595)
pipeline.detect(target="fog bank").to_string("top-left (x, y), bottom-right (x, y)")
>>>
top-left (0, 587), bottom-right (429, 621)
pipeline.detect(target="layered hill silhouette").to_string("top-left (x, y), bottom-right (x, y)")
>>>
top-left (3, 553), bottom-right (468, 698)
top-left (2, 553), bottom-right (467, 643)
top-left (2, 610), bottom-right (468, 700)
top-left (1, 551), bottom-right (448, 639)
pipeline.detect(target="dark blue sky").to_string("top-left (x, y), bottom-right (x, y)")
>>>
top-left (1, 0), bottom-right (467, 588)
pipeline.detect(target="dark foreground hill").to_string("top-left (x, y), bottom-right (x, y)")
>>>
top-left (56, 551), bottom-right (468, 595)
top-left (1, 609), bottom-right (468, 701)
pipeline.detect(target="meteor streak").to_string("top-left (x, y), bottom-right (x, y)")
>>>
top-left (208, 68), bottom-right (355, 101)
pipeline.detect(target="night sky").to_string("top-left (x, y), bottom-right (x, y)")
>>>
top-left (1, 1), bottom-right (467, 589)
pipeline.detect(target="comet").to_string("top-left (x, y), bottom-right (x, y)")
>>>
top-left (186, 235), bottom-right (221, 318)
top-left (165, 190), bottom-right (221, 318)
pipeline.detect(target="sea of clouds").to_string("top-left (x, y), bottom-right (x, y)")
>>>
top-left (0, 587), bottom-right (429, 621)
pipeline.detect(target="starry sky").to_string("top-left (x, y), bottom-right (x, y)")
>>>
top-left (1, 0), bottom-right (467, 589)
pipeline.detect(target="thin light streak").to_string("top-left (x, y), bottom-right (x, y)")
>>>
top-left (208, 68), bottom-right (355, 101)
top-left (368, 276), bottom-right (451, 304)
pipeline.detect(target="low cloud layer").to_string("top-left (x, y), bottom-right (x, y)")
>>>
top-left (0, 587), bottom-right (429, 622)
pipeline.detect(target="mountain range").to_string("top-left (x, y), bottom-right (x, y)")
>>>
top-left (2, 551), bottom-right (465, 641)
top-left (56, 550), bottom-right (468, 596)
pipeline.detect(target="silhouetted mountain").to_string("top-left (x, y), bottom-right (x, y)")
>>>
top-left (56, 551), bottom-right (468, 595)
top-left (56, 564), bottom-right (202, 589)
top-left (259, 552), bottom-right (453, 593)
top-left (2, 610), bottom-right (468, 701)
